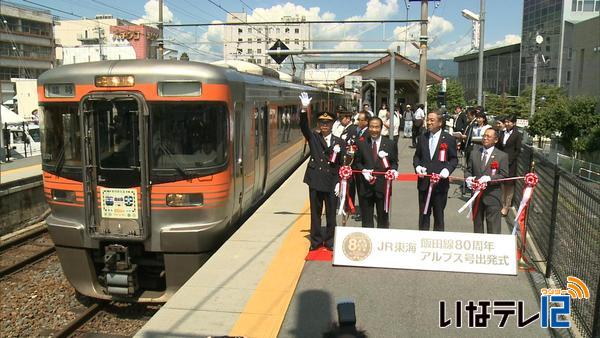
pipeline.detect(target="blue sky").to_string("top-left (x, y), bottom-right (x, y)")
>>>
top-left (14, 0), bottom-right (524, 61)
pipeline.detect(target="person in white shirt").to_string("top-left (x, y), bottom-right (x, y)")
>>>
top-left (411, 103), bottom-right (425, 147)
top-left (471, 111), bottom-right (492, 145)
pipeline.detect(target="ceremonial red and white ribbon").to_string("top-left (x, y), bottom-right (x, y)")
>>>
top-left (422, 172), bottom-right (441, 215)
top-left (330, 144), bottom-right (341, 163)
top-left (337, 165), bottom-right (353, 215)
top-left (438, 143), bottom-right (448, 162)
top-left (458, 180), bottom-right (487, 220)
top-left (379, 150), bottom-right (390, 169)
top-left (384, 170), bottom-right (396, 213)
top-left (512, 173), bottom-right (539, 235)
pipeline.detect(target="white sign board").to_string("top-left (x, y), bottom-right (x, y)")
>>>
top-left (516, 118), bottom-right (529, 128)
top-left (101, 188), bottom-right (138, 219)
top-left (344, 75), bottom-right (362, 91)
top-left (333, 227), bottom-right (517, 275)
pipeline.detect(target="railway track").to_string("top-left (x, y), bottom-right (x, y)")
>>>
top-left (0, 221), bottom-right (55, 278)
top-left (52, 301), bottom-right (108, 338)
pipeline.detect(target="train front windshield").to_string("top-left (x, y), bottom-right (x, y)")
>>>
top-left (150, 102), bottom-right (228, 180)
top-left (40, 104), bottom-right (82, 179)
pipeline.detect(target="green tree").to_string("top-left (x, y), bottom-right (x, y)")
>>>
top-left (484, 93), bottom-right (520, 117)
top-left (517, 84), bottom-right (567, 118)
top-left (427, 79), bottom-right (466, 110)
top-left (528, 94), bottom-right (599, 153)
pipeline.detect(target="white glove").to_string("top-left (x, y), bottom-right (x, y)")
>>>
top-left (362, 169), bottom-right (374, 182)
top-left (415, 166), bottom-right (427, 175)
top-left (390, 169), bottom-right (399, 179)
top-left (465, 176), bottom-right (475, 189)
top-left (299, 92), bottom-right (312, 108)
top-left (334, 183), bottom-right (340, 197)
top-left (439, 168), bottom-right (449, 179)
top-left (479, 175), bottom-right (491, 183)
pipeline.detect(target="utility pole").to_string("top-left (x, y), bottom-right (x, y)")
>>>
top-left (477, 0), bottom-right (485, 106)
top-left (419, 0), bottom-right (428, 112)
top-left (530, 53), bottom-right (538, 119)
top-left (157, 0), bottom-right (164, 60)
top-left (95, 27), bottom-right (104, 61)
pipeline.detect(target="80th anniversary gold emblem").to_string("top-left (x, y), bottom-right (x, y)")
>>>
top-left (342, 232), bottom-right (372, 261)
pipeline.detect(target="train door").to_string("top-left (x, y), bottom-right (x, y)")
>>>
top-left (80, 93), bottom-right (150, 240)
top-left (232, 102), bottom-right (244, 220)
top-left (252, 101), bottom-right (269, 199)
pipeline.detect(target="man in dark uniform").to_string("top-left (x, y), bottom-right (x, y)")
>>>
top-left (413, 111), bottom-right (458, 231)
top-left (353, 117), bottom-right (399, 228)
top-left (299, 92), bottom-right (344, 250)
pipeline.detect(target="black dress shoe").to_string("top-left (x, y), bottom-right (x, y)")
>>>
top-left (324, 245), bottom-right (333, 251)
top-left (354, 215), bottom-right (362, 222)
top-left (310, 244), bottom-right (320, 251)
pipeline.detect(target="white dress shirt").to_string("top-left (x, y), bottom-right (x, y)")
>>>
top-left (481, 146), bottom-right (495, 165)
top-left (503, 129), bottom-right (512, 145)
top-left (323, 134), bottom-right (332, 147)
top-left (428, 129), bottom-right (441, 160)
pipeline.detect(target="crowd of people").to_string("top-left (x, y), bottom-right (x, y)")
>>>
top-left (299, 93), bottom-right (523, 251)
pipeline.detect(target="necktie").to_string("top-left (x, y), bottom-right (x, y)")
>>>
top-left (481, 150), bottom-right (488, 170)
top-left (372, 140), bottom-right (378, 161)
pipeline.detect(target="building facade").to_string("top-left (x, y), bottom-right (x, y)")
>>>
top-left (223, 13), bottom-right (311, 69)
top-left (520, 0), bottom-right (599, 92)
top-left (454, 44), bottom-right (521, 101)
top-left (566, 16), bottom-right (600, 96)
top-left (55, 15), bottom-right (159, 65)
top-left (54, 15), bottom-right (130, 64)
top-left (0, 1), bottom-right (54, 103)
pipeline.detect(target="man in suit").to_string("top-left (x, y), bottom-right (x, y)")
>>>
top-left (299, 92), bottom-right (345, 250)
top-left (345, 111), bottom-right (369, 221)
top-left (465, 128), bottom-right (509, 234)
top-left (497, 114), bottom-right (522, 216)
top-left (353, 117), bottom-right (399, 228)
top-left (413, 111), bottom-right (458, 231)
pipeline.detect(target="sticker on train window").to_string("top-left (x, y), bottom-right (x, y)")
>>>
top-left (101, 188), bottom-right (138, 219)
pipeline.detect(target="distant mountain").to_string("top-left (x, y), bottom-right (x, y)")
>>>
top-left (428, 59), bottom-right (458, 79)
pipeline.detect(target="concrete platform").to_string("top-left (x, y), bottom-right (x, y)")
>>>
top-left (137, 137), bottom-right (551, 338)
top-left (0, 155), bottom-right (41, 185)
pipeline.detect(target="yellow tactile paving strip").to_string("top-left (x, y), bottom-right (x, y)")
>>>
top-left (229, 201), bottom-right (310, 338)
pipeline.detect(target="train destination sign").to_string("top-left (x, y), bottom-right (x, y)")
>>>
top-left (333, 227), bottom-right (517, 275)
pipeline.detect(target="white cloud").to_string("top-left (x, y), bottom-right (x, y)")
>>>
top-left (485, 34), bottom-right (521, 49)
top-left (390, 15), bottom-right (457, 59)
top-left (133, 0), bottom-right (174, 25)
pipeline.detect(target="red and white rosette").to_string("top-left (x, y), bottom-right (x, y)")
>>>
top-left (378, 150), bottom-right (390, 169)
top-left (512, 173), bottom-right (539, 235)
top-left (329, 144), bottom-right (341, 163)
top-left (337, 166), bottom-right (353, 215)
top-left (458, 180), bottom-right (487, 219)
top-left (423, 173), bottom-right (441, 215)
top-left (490, 161), bottom-right (499, 176)
top-left (438, 143), bottom-right (448, 162)
top-left (384, 169), bottom-right (396, 213)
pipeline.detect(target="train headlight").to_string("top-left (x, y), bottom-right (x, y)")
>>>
top-left (166, 193), bottom-right (204, 207)
top-left (95, 75), bottom-right (135, 87)
top-left (52, 189), bottom-right (76, 203)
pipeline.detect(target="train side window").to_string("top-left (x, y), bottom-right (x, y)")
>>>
top-left (150, 102), bottom-right (228, 177)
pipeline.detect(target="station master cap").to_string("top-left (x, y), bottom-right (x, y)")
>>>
top-left (317, 111), bottom-right (336, 121)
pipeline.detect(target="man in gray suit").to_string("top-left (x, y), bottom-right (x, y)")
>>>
top-left (465, 128), bottom-right (509, 234)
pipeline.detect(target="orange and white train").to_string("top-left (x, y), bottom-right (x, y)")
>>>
top-left (38, 60), bottom-right (346, 301)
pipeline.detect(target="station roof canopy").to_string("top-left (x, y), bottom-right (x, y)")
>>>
top-left (336, 53), bottom-right (443, 88)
